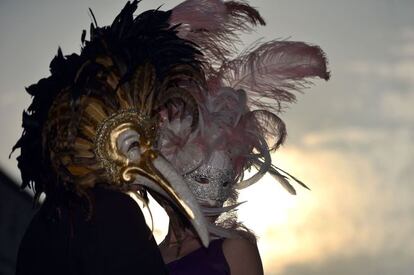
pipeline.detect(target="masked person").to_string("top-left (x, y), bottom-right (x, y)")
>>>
top-left (12, 1), bottom-right (212, 274)
top-left (155, 0), bottom-right (330, 274)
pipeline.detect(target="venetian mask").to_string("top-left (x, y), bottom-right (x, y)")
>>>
top-left (184, 150), bottom-right (234, 207)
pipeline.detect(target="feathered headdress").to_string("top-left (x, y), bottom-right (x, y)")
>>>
top-left (159, 0), bottom-right (330, 239)
top-left (12, 0), bottom-right (213, 246)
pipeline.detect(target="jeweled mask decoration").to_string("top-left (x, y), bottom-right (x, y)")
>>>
top-left (184, 150), bottom-right (235, 207)
top-left (45, 62), bottom-right (160, 188)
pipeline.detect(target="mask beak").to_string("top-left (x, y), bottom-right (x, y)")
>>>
top-left (120, 150), bottom-right (210, 247)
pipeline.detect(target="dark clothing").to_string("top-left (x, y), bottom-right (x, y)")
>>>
top-left (16, 188), bottom-right (167, 275)
top-left (167, 239), bottom-right (230, 275)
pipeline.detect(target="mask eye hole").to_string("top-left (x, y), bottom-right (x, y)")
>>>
top-left (128, 141), bottom-right (139, 151)
top-left (195, 176), bottom-right (209, 184)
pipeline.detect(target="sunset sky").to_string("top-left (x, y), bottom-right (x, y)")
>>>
top-left (1, 0), bottom-right (413, 274)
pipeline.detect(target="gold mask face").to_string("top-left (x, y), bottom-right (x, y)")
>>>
top-left (95, 108), bottom-right (196, 220)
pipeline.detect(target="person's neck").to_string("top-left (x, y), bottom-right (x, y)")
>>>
top-left (160, 223), bottom-right (205, 261)
top-left (164, 223), bottom-right (199, 246)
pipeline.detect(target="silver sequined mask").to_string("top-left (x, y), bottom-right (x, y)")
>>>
top-left (184, 150), bottom-right (234, 207)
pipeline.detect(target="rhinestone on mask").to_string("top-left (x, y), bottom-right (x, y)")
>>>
top-left (184, 164), bottom-right (234, 206)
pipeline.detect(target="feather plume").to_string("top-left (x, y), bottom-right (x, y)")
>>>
top-left (271, 164), bottom-right (310, 190)
top-left (269, 169), bottom-right (296, 195)
top-left (170, 0), bottom-right (266, 69)
top-left (250, 110), bottom-right (287, 151)
top-left (234, 135), bottom-right (271, 189)
top-left (215, 40), bottom-right (330, 112)
top-left (252, 158), bottom-right (310, 195)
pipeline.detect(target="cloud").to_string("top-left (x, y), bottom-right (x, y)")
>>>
top-left (234, 124), bottom-right (414, 274)
top-left (301, 127), bottom-right (413, 183)
top-left (348, 59), bottom-right (414, 86)
top-left (347, 29), bottom-right (414, 125)
top-left (399, 43), bottom-right (414, 57)
top-left (282, 251), bottom-right (414, 275)
top-left (348, 29), bottom-right (414, 80)
top-left (393, 28), bottom-right (414, 57)
top-left (380, 91), bottom-right (414, 121)
top-left (301, 127), bottom-right (388, 146)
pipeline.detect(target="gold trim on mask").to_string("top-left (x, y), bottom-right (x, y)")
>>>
top-left (94, 109), bottom-right (195, 219)
top-left (95, 109), bottom-right (156, 185)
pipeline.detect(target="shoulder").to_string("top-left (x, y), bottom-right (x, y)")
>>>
top-left (90, 188), bottom-right (168, 274)
top-left (222, 238), bottom-right (264, 275)
top-left (92, 187), bottom-right (139, 212)
top-left (91, 187), bottom-right (147, 233)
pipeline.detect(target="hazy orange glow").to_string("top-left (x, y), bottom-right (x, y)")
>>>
top-left (241, 146), bottom-right (383, 274)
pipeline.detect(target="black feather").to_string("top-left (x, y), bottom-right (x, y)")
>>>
top-left (12, 0), bottom-right (204, 202)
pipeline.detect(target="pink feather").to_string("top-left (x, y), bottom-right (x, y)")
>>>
top-left (170, 0), bottom-right (266, 68)
top-left (170, 0), bottom-right (227, 31)
top-left (214, 40), bottom-right (330, 112)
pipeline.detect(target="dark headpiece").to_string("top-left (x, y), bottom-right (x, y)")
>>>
top-left (13, 0), bottom-right (210, 245)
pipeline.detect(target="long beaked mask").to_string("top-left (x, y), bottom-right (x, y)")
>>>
top-left (13, 1), bottom-right (210, 246)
